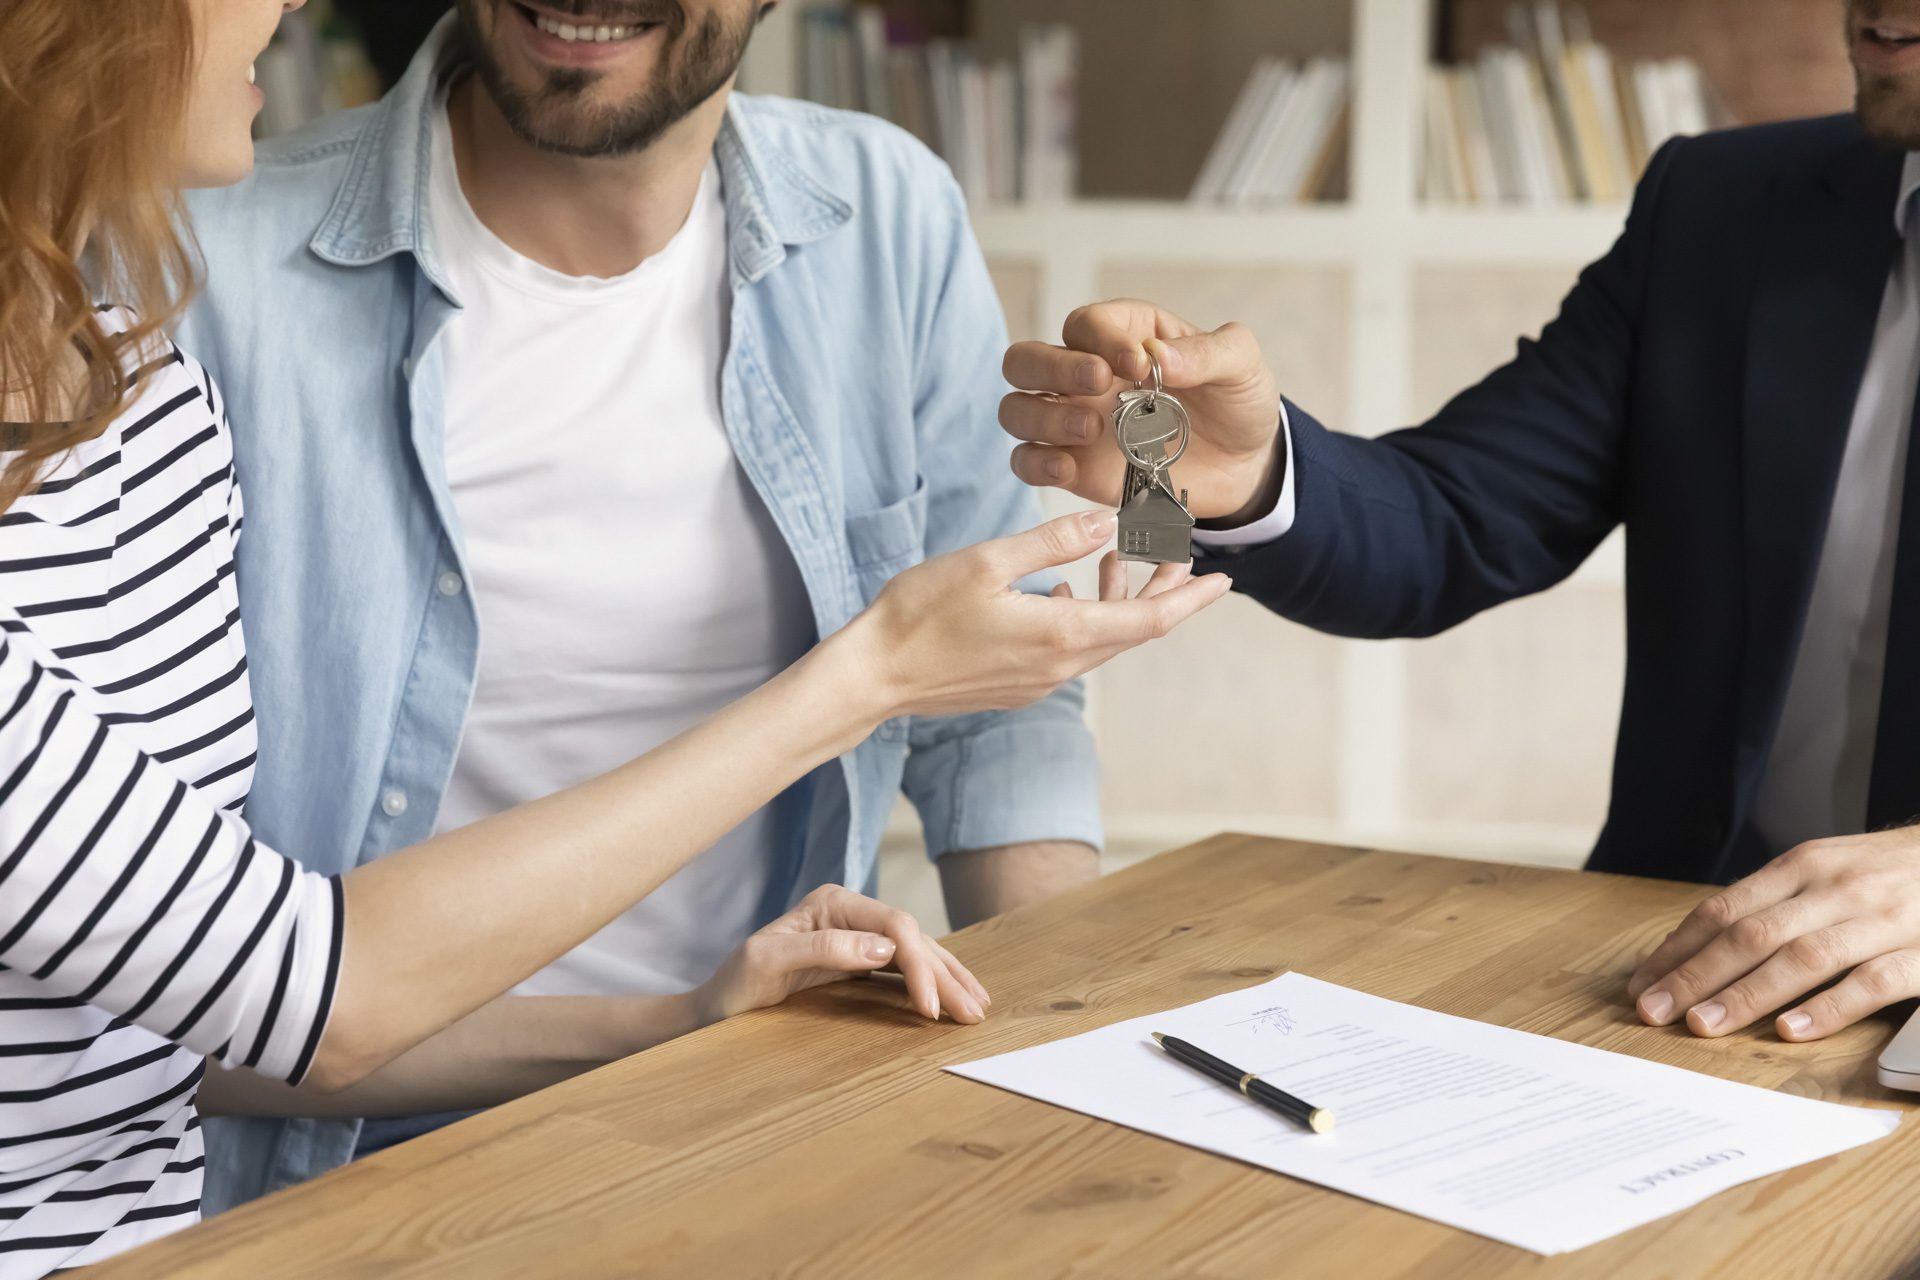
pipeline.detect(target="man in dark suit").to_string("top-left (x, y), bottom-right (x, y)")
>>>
top-left (1000, 3), bottom-right (1920, 1046)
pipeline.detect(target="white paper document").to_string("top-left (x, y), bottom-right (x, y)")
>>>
top-left (947, 974), bottom-right (1902, 1255)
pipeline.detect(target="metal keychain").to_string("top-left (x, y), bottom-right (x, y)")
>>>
top-left (1112, 357), bottom-right (1195, 564)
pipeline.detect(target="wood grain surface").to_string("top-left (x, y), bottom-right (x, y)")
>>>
top-left (96, 835), bottom-right (1920, 1279)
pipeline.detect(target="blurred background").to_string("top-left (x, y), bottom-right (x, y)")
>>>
top-left (257, 0), bottom-right (1856, 930)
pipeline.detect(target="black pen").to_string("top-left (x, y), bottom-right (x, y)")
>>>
top-left (1152, 1032), bottom-right (1336, 1134)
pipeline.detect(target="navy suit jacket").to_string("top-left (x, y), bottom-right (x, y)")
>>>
top-left (1207, 115), bottom-right (1910, 885)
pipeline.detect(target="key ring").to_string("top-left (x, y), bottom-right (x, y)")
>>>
top-left (1138, 354), bottom-right (1164, 411)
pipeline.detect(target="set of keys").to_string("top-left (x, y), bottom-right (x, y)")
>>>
top-left (1112, 357), bottom-right (1196, 564)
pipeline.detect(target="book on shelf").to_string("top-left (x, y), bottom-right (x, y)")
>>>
top-left (1424, 1), bottom-right (1726, 207)
top-left (799, 7), bottom-right (1076, 208)
top-left (1188, 56), bottom-right (1351, 207)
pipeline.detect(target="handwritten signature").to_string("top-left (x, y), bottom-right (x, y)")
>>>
top-left (1250, 1006), bottom-right (1296, 1036)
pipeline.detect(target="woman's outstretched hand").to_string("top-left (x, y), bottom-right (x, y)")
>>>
top-left (842, 509), bottom-right (1232, 721)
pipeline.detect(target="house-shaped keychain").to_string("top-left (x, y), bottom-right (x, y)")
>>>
top-left (1117, 476), bottom-right (1196, 564)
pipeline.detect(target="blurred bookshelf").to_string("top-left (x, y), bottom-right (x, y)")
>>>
top-left (771, 0), bottom-right (1852, 236)
top-left (1423, 4), bottom-right (1724, 208)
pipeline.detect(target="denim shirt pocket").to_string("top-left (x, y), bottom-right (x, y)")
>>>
top-left (844, 475), bottom-right (929, 742)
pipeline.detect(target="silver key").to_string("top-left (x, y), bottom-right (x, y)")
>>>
top-left (1113, 360), bottom-right (1194, 564)
top-left (1113, 390), bottom-right (1154, 509)
top-left (1113, 385), bottom-right (1181, 509)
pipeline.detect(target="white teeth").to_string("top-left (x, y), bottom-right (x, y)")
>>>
top-left (247, 63), bottom-right (256, 85)
top-left (535, 12), bottom-right (643, 42)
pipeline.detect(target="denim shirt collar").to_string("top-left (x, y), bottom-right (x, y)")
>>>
top-left (306, 16), bottom-right (854, 292)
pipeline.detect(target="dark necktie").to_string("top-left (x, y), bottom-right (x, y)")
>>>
top-left (1866, 367), bottom-right (1920, 829)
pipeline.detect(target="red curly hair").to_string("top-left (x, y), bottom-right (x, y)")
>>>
top-left (0, 0), bottom-right (199, 510)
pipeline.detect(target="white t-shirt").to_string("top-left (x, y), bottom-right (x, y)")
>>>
top-left (426, 100), bottom-right (814, 997)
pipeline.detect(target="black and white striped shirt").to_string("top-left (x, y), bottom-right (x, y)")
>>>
top-left (0, 313), bottom-right (342, 1277)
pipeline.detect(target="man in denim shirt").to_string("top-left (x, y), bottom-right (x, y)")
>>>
top-left (180, 0), bottom-right (1101, 1210)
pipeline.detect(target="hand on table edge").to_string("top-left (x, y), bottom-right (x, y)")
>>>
top-left (1627, 826), bottom-right (1920, 1043)
top-left (695, 883), bottom-right (991, 1026)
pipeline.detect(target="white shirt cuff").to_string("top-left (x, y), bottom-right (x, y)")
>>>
top-left (1191, 399), bottom-right (1297, 551)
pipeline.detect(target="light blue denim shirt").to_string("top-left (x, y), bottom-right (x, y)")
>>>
top-left (178, 25), bottom-right (1100, 1210)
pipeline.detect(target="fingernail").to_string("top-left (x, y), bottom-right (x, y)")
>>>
top-left (1073, 412), bottom-right (1098, 442)
top-left (1782, 1011), bottom-right (1813, 1037)
top-left (864, 936), bottom-right (895, 962)
top-left (1078, 360), bottom-right (1104, 392)
top-left (1641, 991), bottom-right (1673, 1024)
top-left (1692, 1001), bottom-right (1725, 1033)
top-left (1045, 457), bottom-right (1065, 481)
top-left (1155, 343), bottom-right (1180, 376)
top-left (1081, 510), bottom-right (1116, 538)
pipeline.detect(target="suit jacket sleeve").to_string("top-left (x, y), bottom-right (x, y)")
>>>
top-left (1204, 139), bottom-right (1686, 639)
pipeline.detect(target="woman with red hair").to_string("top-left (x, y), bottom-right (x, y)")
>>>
top-left (0, 1), bottom-right (1227, 1271)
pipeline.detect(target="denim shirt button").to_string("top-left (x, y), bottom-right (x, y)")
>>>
top-left (381, 789), bottom-right (409, 818)
top-left (436, 571), bottom-right (464, 597)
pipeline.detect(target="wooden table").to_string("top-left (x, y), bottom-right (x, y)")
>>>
top-left (100, 835), bottom-right (1920, 1278)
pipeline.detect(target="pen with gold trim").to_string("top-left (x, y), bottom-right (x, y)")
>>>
top-left (1151, 1031), bottom-right (1336, 1133)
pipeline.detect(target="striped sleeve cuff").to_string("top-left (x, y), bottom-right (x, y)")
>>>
top-left (238, 868), bottom-right (344, 1086)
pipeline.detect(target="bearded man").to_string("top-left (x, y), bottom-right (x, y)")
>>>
top-left (181, 0), bottom-right (1104, 1207)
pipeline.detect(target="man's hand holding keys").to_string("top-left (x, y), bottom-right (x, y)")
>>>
top-left (999, 298), bottom-right (1288, 524)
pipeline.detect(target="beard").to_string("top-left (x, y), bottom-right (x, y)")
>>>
top-left (454, 1), bottom-right (758, 158)
top-left (1858, 73), bottom-right (1920, 149)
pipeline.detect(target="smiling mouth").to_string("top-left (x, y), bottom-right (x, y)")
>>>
top-left (1864, 23), bottom-right (1920, 49)
top-left (510, 2), bottom-right (663, 43)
